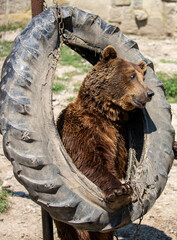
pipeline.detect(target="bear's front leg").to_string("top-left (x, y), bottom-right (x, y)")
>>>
top-left (100, 173), bottom-right (132, 201)
top-left (83, 165), bottom-right (132, 202)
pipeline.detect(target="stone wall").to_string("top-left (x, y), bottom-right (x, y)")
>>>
top-left (63, 0), bottom-right (177, 37)
top-left (0, 0), bottom-right (31, 25)
top-left (0, 0), bottom-right (177, 37)
top-left (109, 0), bottom-right (177, 36)
top-left (62, 0), bottom-right (111, 22)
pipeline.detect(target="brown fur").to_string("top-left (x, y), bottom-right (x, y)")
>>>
top-left (54, 221), bottom-right (114, 240)
top-left (55, 46), bottom-right (154, 240)
top-left (174, 141), bottom-right (177, 159)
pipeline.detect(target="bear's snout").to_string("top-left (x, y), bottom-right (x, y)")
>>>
top-left (146, 90), bottom-right (154, 100)
top-left (132, 88), bottom-right (154, 109)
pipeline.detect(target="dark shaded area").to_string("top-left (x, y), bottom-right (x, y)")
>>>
top-left (41, 208), bottom-right (54, 240)
top-left (115, 223), bottom-right (172, 240)
top-left (128, 109), bottom-right (145, 163)
top-left (64, 42), bottom-right (101, 66)
top-left (143, 108), bottom-right (157, 134)
top-left (7, 190), bottom-right (30, 199)
top-left (135, 18), bottom-right (148, 29)
top-left (173, 141), bottom-right (177, 159)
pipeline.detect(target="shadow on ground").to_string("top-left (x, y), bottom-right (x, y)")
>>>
top-left (115, 223), bottom-right (172, 240)
top-left (8, 190), bottom-right (30, 199)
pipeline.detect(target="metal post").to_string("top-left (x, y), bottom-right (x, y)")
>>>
top-left (41, 208), bottom-right (54, 240)
top-left (31, 2), bottom-right (54, 239)
top-left (31, 0), bottom-right (44, 18)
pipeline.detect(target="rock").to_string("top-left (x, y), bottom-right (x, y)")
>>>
top-left (109, 7), bottom-right (123, 23)
top-left (121, 7), bottom-right (139, 34)
top-left (109, 6), bottom-right (138, 33)
top-left (2, 180), bottom-right (12, 189)
top-left (164, 2), bottom-right (177, 36)
top-left (8, 0), bottom-right (30, 14)
top-left (165, 39), bottom-right (172, 44)
top-left (4, 175), bottom-right (13, 181)
top-left (134, 9), bottom-right (148, 21)
top-left (68, 0), bottom-right (111, 21)
top-left (112, 0), bottom-right (131, 6)
top-left (21, 233), bottom-right (25, 238)
top-left (139, 17), bottom-right (165, 36)
top-left (0, 0), bottom-right (6, 15)
top-left (143, 0), bottom-right (163, 18)
top-left (132, 0), bottom-right (143, 9)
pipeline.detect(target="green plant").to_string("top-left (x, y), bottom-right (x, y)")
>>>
top-left (0, 189), bottom-right (10, 213)
top-left (0, 22), bottom-right (25, 32)
top-left (66, 70), bottom-right (84, 77)
top-left (156, 72), bottom-right (177, 103)
top-left (56, 76), bottom-right (70, 82)
top-left (56, 70), bottom-right (82, 82)
top-left (67, 96), bottom-right (75, 102)
top-left (0, 180), bottom-right (10, 213)
top-left (160, 59), bottom-right (177, 65)
top-left (0, 41), bottom-right (12, 57)
top-left (52, 82), bottom-right (66, 93)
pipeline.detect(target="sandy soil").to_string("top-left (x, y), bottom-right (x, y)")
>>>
top-left (0, 30), bottom-right (177, 240)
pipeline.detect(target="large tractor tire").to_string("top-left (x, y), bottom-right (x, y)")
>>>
top-left (0, 6), bottom-right (174, 231)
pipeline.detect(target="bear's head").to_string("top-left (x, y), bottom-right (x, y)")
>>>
top-left (83, 45), bottom-right (154, 113)
top-left (101, 46), bottom-right (155, 111)
top-left (100, 45), bottom-right (154, 111)
top-left (78, 45), bottom-right (154, 121)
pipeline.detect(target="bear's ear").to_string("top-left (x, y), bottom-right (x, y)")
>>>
top-left (137, 61), bottom-right (146, 73)
top-left (102, 45), bottom-right (117, 60)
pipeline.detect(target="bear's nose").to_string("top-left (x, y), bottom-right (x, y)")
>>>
top-left (147, 90), bottom-right (154, 100)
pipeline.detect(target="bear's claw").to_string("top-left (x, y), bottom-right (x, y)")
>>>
top-left (105, 183), bottom-right (133, 202)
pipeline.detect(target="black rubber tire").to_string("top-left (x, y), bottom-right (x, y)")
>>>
top-left (0, 6), bottom-right (175, 231)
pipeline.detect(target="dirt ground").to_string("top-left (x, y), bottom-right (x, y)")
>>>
top-left (0, 30), bottom-right (177, 240)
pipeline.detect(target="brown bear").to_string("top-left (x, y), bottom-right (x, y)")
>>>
top-left (55, 45), bottom-right (154, 240)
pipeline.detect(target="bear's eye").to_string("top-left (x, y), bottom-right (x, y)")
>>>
top-left (130, 73), bottom-right (136, 80)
